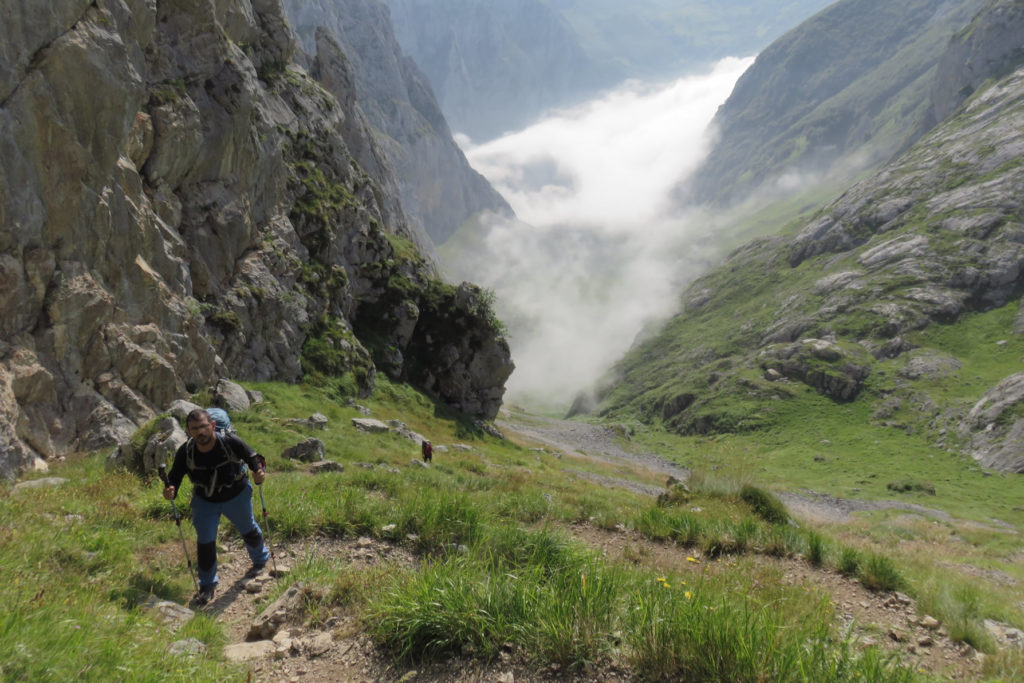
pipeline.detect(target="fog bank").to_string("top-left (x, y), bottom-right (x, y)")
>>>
top-left (450, 57), bottom-right (754, 410)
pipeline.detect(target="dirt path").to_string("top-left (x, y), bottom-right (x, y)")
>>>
top-left (496, 411), bottom-right (689, 479)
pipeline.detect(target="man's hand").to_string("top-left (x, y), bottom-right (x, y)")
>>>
top-left (162, 485), bottom-right (175, 500)
top-left (253, 468), bottom-right (266, 485)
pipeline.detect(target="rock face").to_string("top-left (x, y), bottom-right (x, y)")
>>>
top-left (379, 0), bottom-right (610, 142)
top-left (0, 0), bottom-right (513, 480)
top-left (960, 374), bottom-right (1024, 473)
top-left (282, 0), bottom-right (512, 245)
top-left (930, 0), bottom-right (1024, 126)
top-left (685, 0), bottom-right (993, 207)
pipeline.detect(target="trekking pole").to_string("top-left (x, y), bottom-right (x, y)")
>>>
top-left (254, 456), bottom-right (278, 575)
top-left (158, 464), bottom-right (199, 593)
top-left (257, 483), bottom-right (279, 575)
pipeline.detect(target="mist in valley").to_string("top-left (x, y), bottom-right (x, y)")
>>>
top-left (444, 56), bottom-right (754, 411)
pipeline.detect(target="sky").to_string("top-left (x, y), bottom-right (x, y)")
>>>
top-left (449, 56), bottom-right (755, 411)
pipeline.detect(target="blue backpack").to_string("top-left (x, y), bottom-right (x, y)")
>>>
top-left (206, 407), bottom-right (234, 434)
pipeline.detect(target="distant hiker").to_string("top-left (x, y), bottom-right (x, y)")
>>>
top-left (421, 440), bottom-right (432, 463)
top-left (162, 408), bottom-right (270, 605)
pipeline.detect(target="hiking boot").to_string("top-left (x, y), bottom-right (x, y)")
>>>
top-left (195, 584), bottom-right (216, 605)
top-left (246, 562), bottom-right (266, 577)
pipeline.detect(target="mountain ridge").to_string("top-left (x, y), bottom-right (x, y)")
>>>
top-left (683, 0), bottom-right (994, 208)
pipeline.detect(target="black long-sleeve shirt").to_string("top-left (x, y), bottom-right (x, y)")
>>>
top-left (166, 432), bottom-right (262, 503)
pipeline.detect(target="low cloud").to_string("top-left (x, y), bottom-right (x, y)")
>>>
top-left (450, 57), bottom-right (754, 410)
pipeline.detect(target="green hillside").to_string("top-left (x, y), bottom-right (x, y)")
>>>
top-left (4, 377), bottom-right (1023, 680)
top-left (593, 44), bottom-right (1024, 475)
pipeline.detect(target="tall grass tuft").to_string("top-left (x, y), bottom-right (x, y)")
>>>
top-left (364, 530), bottom-right (626, 668)
top-left (666, 510), bottom-right (705, 546)
top-left (732, 517), bottom-right (758, 553)
top-left (806, 530), bottom-right (826, 567)
top-left (859, 552), bottom-right (904, 592)
top-left (763, 524), bottom-right (802, 557)
top-left (918, 579), bottom-right (994, 651)
top-left (739, 484), bottom-right (789, 525)
top-left (838, 546), bottom-right (861, 577)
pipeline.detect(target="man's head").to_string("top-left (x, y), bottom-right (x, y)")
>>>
top-left (185, 409), bottom-right (216, 450)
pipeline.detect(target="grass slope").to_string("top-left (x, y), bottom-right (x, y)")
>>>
top-left (3, 377), bottom-right (1023, 680)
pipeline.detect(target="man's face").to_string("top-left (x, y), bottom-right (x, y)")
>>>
top-left (187, 415), bottom-right (216, 448)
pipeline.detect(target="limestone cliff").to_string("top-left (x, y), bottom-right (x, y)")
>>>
top-left (0, 0), bottom-right (513, 480)
top-left (281, 0), bottom-right (512, 245)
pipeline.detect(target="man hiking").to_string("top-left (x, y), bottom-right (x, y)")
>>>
top-left (162, 408), bottom-right (270, 605)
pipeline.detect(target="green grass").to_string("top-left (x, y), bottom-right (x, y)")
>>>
top-left (621, 302), bottom-right (1024, 524)
top-left (2, 376), bottom-right (1015, 679)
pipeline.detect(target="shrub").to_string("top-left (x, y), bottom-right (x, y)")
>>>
top-left (886, 479), bottom-right (936, 495)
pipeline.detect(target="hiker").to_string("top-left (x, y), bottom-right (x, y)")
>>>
top-left (421, 439), bottom-right (432, 463)
top-left (162, 408), bottom-right (270, 604)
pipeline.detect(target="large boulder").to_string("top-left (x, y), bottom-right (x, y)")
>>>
top-left (960, 372), bottom-right (1024, 472)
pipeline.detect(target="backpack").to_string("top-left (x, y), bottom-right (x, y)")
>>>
top-left (206, 407), bottom-right (234, 434)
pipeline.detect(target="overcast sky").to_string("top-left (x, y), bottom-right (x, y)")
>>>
top-left (452, 56), bottom-right (755, 411)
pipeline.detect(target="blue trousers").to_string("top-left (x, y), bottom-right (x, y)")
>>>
top-left (191, 482), bottom-right (270, 588)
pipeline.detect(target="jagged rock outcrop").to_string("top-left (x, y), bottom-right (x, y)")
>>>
top-left (282, 0), bottom-right (512, 245)
top-left (0, 0), bottom-right (512, 480)
top-left (759, 338), bottom-right (872, 401)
